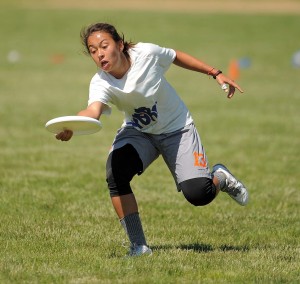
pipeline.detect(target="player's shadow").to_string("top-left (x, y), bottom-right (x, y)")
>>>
top-left (219, 244), bottom-right (249, 252)
top-left (178, 243), bottom-right (214, 252)
top-left (151, 243), bottom-right (213, 253)
top-left (152, 243), bottom-right (249, 253)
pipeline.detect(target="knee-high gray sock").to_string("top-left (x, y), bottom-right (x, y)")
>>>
top-left (120, 212), bottom-right (147, 246)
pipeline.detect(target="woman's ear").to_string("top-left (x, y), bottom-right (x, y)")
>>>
top-left (119, 41), bottom-right (124, 52)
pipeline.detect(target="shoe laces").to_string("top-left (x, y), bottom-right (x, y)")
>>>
top-left (225, 178), bottom-right (243, 197)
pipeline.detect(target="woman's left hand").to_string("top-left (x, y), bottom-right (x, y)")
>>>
top-left (216, 74), bottom-right (244, 99)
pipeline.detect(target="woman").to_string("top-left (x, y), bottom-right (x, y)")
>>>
top-left (56, 23), bottom-right (249, 257)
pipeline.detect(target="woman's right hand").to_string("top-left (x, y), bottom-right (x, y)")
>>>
top-left (54, 101), bottom-right (104, 142)
top-left (55, 129), bottom-right (73, 141)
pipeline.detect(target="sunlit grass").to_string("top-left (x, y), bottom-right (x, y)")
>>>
top-left (0, 7), bottom-right (299, 283)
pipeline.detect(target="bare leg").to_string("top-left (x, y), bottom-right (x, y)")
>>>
top-left (213, 175), bottom-right (221, 195)
top-left (111, 193), bottom-right (138, 219)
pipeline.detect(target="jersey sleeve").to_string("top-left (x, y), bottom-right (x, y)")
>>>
top-left (87, 74), bottom-right (112, 115)
top-left (139, 43), bottom-right (176, 72)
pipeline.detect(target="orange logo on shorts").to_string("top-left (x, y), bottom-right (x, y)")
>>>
top-left (193, 152), bottom-right (207, 167)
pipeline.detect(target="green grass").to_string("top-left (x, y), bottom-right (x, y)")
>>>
top-left (0, 7), bottom-right (300, 283)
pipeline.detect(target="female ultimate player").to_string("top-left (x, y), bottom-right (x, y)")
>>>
top-left (56, 23), bottom-right (249, 257)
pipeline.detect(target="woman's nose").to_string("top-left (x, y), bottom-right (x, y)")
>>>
top-left (97, 49), bottom-right (104, 58)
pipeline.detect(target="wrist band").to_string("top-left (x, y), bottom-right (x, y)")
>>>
top-left (207, 68), bottom-right (215, 76)
top-left (213, 70), bottom-right (222, 79)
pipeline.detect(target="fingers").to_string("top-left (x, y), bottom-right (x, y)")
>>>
top-left (231, 80), bottom-right (244, 93)
top-left (227, 84), bottom-right (236, 99)
top-left (55, 129), bottom-right (73, 141)
top-left (220, 79), bottom-right (244, 99)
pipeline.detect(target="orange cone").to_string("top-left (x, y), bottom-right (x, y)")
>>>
top-left (228, 59), bottom-right (240, 80)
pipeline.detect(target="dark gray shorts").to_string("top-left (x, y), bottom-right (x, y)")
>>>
top-left (109, 123), bottom-right (212, 190)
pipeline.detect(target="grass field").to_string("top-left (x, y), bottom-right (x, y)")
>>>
top-left (0, 3), bottom-right (299, 283)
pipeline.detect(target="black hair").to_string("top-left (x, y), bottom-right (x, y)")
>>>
top-left (80, 23), bottom-right (135, 58)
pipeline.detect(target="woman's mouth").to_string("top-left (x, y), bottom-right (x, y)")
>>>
top-left (101, 60), bottom-right (109, 70)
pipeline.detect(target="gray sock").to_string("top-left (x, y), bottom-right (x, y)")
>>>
top-left (213, 171), bottom-right (227, 190)
top-left (120, 213), bottom-right (147, 246)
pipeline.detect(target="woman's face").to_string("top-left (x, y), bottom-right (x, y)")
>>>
top-left (87, 31), bottom-right (125, 78)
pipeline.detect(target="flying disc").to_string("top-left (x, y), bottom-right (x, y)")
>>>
top-left (45, 116), bottom-right (102, 136)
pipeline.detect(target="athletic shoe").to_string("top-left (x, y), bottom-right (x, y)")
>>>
top-left (127, 244), bottom-right (152, 257)
top-left (212, 164), bottom-right (249, 206)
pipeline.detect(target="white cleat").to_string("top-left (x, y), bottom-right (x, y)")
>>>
top-left (127, 244), bottom-right (152, 257)
top-left (213, 164), bottom-right (249, 206)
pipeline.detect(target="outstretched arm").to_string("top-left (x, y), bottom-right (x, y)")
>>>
top-left (55, 101), bottom-right (104, 141)
top-left (173, 50), bottom-right (243, 98)
top-left (77, 101), bottom-right (104, 120)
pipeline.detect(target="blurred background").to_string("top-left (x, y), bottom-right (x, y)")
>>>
top-left (0, 0), bottom-right (299, 282)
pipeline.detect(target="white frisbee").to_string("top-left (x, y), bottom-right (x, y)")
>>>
top-left (45, 116), bottom-right (102, 136)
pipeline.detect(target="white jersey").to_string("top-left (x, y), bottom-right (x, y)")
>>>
top-left (88, 42), bottom-right (193, 134)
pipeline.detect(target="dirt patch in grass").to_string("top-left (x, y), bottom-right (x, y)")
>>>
top-left (14, 0), bottom-right (300, 14)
